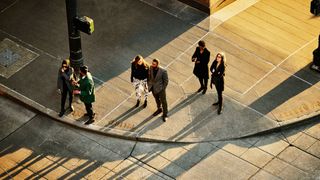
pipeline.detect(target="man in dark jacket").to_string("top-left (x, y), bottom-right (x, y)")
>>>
top-left (192, 40), bottom-right (210, 94)
top-left (73, 65), bottom-right (95, 125)
top-left (148, 59), bottom-right (169, 122)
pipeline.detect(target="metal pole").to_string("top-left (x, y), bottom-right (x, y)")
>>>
top-left (65, 0), bottom-right (83, 72)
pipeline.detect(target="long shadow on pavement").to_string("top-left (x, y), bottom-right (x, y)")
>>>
top-left (249, 63), bottom-right (320, 116)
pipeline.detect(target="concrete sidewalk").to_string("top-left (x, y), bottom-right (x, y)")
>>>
top-left (1, 93), bottom-right (320, 179)
top-left (0, 0), bottom-right (320, 142)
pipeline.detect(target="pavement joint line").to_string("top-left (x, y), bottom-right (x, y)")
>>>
top-left (128, 155), bottom-right (174, 179)
top-left (0, 0), bottom-right (18, 14)
top-left (164, 31), bottom-right (210, 69)
top-left (219, 147), bottom-right (263, 171)
top-left (276, 143), bottom-right (320, 170)
top-left (176, 5), bottom-right (188, 17)
top-left (0, 113), bottom-right (38, 144)
top-left (278, 67), bottom-right (320, 91)
top-left (301, 130), bottom-right (320, 141)
top-left (223, 93), bottom-right (275, 122)
top-left (0, 29), bottom-right (57, 60)
top-left (208, 32), bottom-right (276, 68)
top-left (129, 154), bottom-right (177, 180)
top-left (98, 93), bottom-right (134, 124)
top-left (139, 0), bottom-right (179, 18)
top-left (242, 36), bottom-right (319, 95)
top-left (139, 0), bottom-right (209, 31)
top-left (92, 76), bottom-right (130, 97)
top-left (78, 131), bottom-right (134, 159)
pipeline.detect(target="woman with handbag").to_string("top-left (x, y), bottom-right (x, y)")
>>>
top-left (210, 52), bottom-right (226, 115)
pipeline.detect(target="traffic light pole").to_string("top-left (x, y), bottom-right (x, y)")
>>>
top-left (65, 0), bottom-right (83, 72)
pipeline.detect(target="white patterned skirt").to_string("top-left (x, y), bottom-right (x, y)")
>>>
top-left (132, 78), bottom-right (149, 101)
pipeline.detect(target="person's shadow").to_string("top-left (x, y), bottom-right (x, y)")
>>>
top-left (133, 92), bottom-right (202, 136)
top-left (105, 105), bottom-right (144, 129)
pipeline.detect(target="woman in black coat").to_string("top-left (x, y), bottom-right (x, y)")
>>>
top-left (210, 52), bottom-right (226, 115)
top-left (192, 40), bottom-right (210, 94)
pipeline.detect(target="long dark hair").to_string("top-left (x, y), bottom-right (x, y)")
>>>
top-left (215, 52), bottom-right (226, 66)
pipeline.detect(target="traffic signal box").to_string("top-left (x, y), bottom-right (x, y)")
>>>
top-left (74, 16), bottom-right (94, 35)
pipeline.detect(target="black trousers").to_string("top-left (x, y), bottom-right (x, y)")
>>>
top-left (215, 83), bottom-right (223, 109)
top-left (152, 89), bottom-right (168, 117)
top-left (198, 77), bottom-right (208, 89)
top-left (61, 85), bottom-right (73, 112)
top-left (84, 103), bottom-right (94, 118)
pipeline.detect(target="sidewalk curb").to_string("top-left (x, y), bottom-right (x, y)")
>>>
top-left (1, 83), bottom-right (319, 143)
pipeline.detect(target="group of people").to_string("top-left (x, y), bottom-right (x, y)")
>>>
top-left (130, 40), bottom-right (226, 118)
top-left (192, 40), bottom-right (226, 114)
top-left (57, 59), bottom-right (95, 125)
top-left (57, 40), bottom-right (226, 125)
top-left (130, 56), bottom-right (169, 122)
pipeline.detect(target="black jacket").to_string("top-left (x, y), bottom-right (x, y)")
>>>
top-left (210, 60), bottom-right (225, 91)
top-left (131, 63), bottom-right (149, 82)
top-left (192, 47), bottom-right (210, 79)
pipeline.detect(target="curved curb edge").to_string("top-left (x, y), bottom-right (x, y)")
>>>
top-left (1, 83), bottom-right (319, 143)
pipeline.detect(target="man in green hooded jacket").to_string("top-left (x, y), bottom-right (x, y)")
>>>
top-left (74, 65), bottom-right (95, 124)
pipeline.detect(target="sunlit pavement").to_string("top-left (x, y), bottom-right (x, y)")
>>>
top-left (1, 94), bottom-right (320, 179)
top-left (1, 0), bottom-right (320, 178)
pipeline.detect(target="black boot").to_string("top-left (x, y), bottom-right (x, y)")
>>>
top-left (218, 105), bottom-right (222, 115)
top-left (59, 111), bottom-right (65, 117)
top-left (197, 87), bottom-right (204, 93)
top-left (153, 108), bottom-right (163, 116)
top-left (143, 100), bottom-right (147, 108)
top-left (202, 88), bottom-right (207, 94)
top-left (135, 100), bottom-right (140, 108)
top-left (212, 101), bottom-right (219, 106)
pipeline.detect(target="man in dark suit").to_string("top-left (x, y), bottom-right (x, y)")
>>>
top-left (73, 65), bottom-right (96, 125)
top-left (148, 59), bottom-right (169, 122)
top-left (192, 40), bottom-right (210, 94)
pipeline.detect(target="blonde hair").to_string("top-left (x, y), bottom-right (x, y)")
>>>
top-left (215, 52), bottom-right (226, 64)
top-left (132, 55), bottom-right (148, 68)
top-left (62, 58), bottom-right (70, 66)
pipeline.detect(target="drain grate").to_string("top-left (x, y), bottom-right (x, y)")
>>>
top-left (0, 38), bottom-right (39, 78)
top-left (0, 48), bottom-right (21, 67)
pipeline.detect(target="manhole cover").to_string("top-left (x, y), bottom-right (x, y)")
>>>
top-left (0, 38), bottom-right (39, 78)
top-left (0, 49), bottom-right (20, 67)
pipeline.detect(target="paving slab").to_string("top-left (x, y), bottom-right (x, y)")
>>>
top-left (0, 0), bottom-right (320, 144)
top-left (1, 94), bottom-right (320, 179)
top-left (177, 148), bottom-right (259, 179)
top-left (0, 96), bottom-right (36, 140)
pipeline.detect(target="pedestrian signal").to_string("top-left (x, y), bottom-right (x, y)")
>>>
top-left (75, 16), bottom-right (94, 35)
